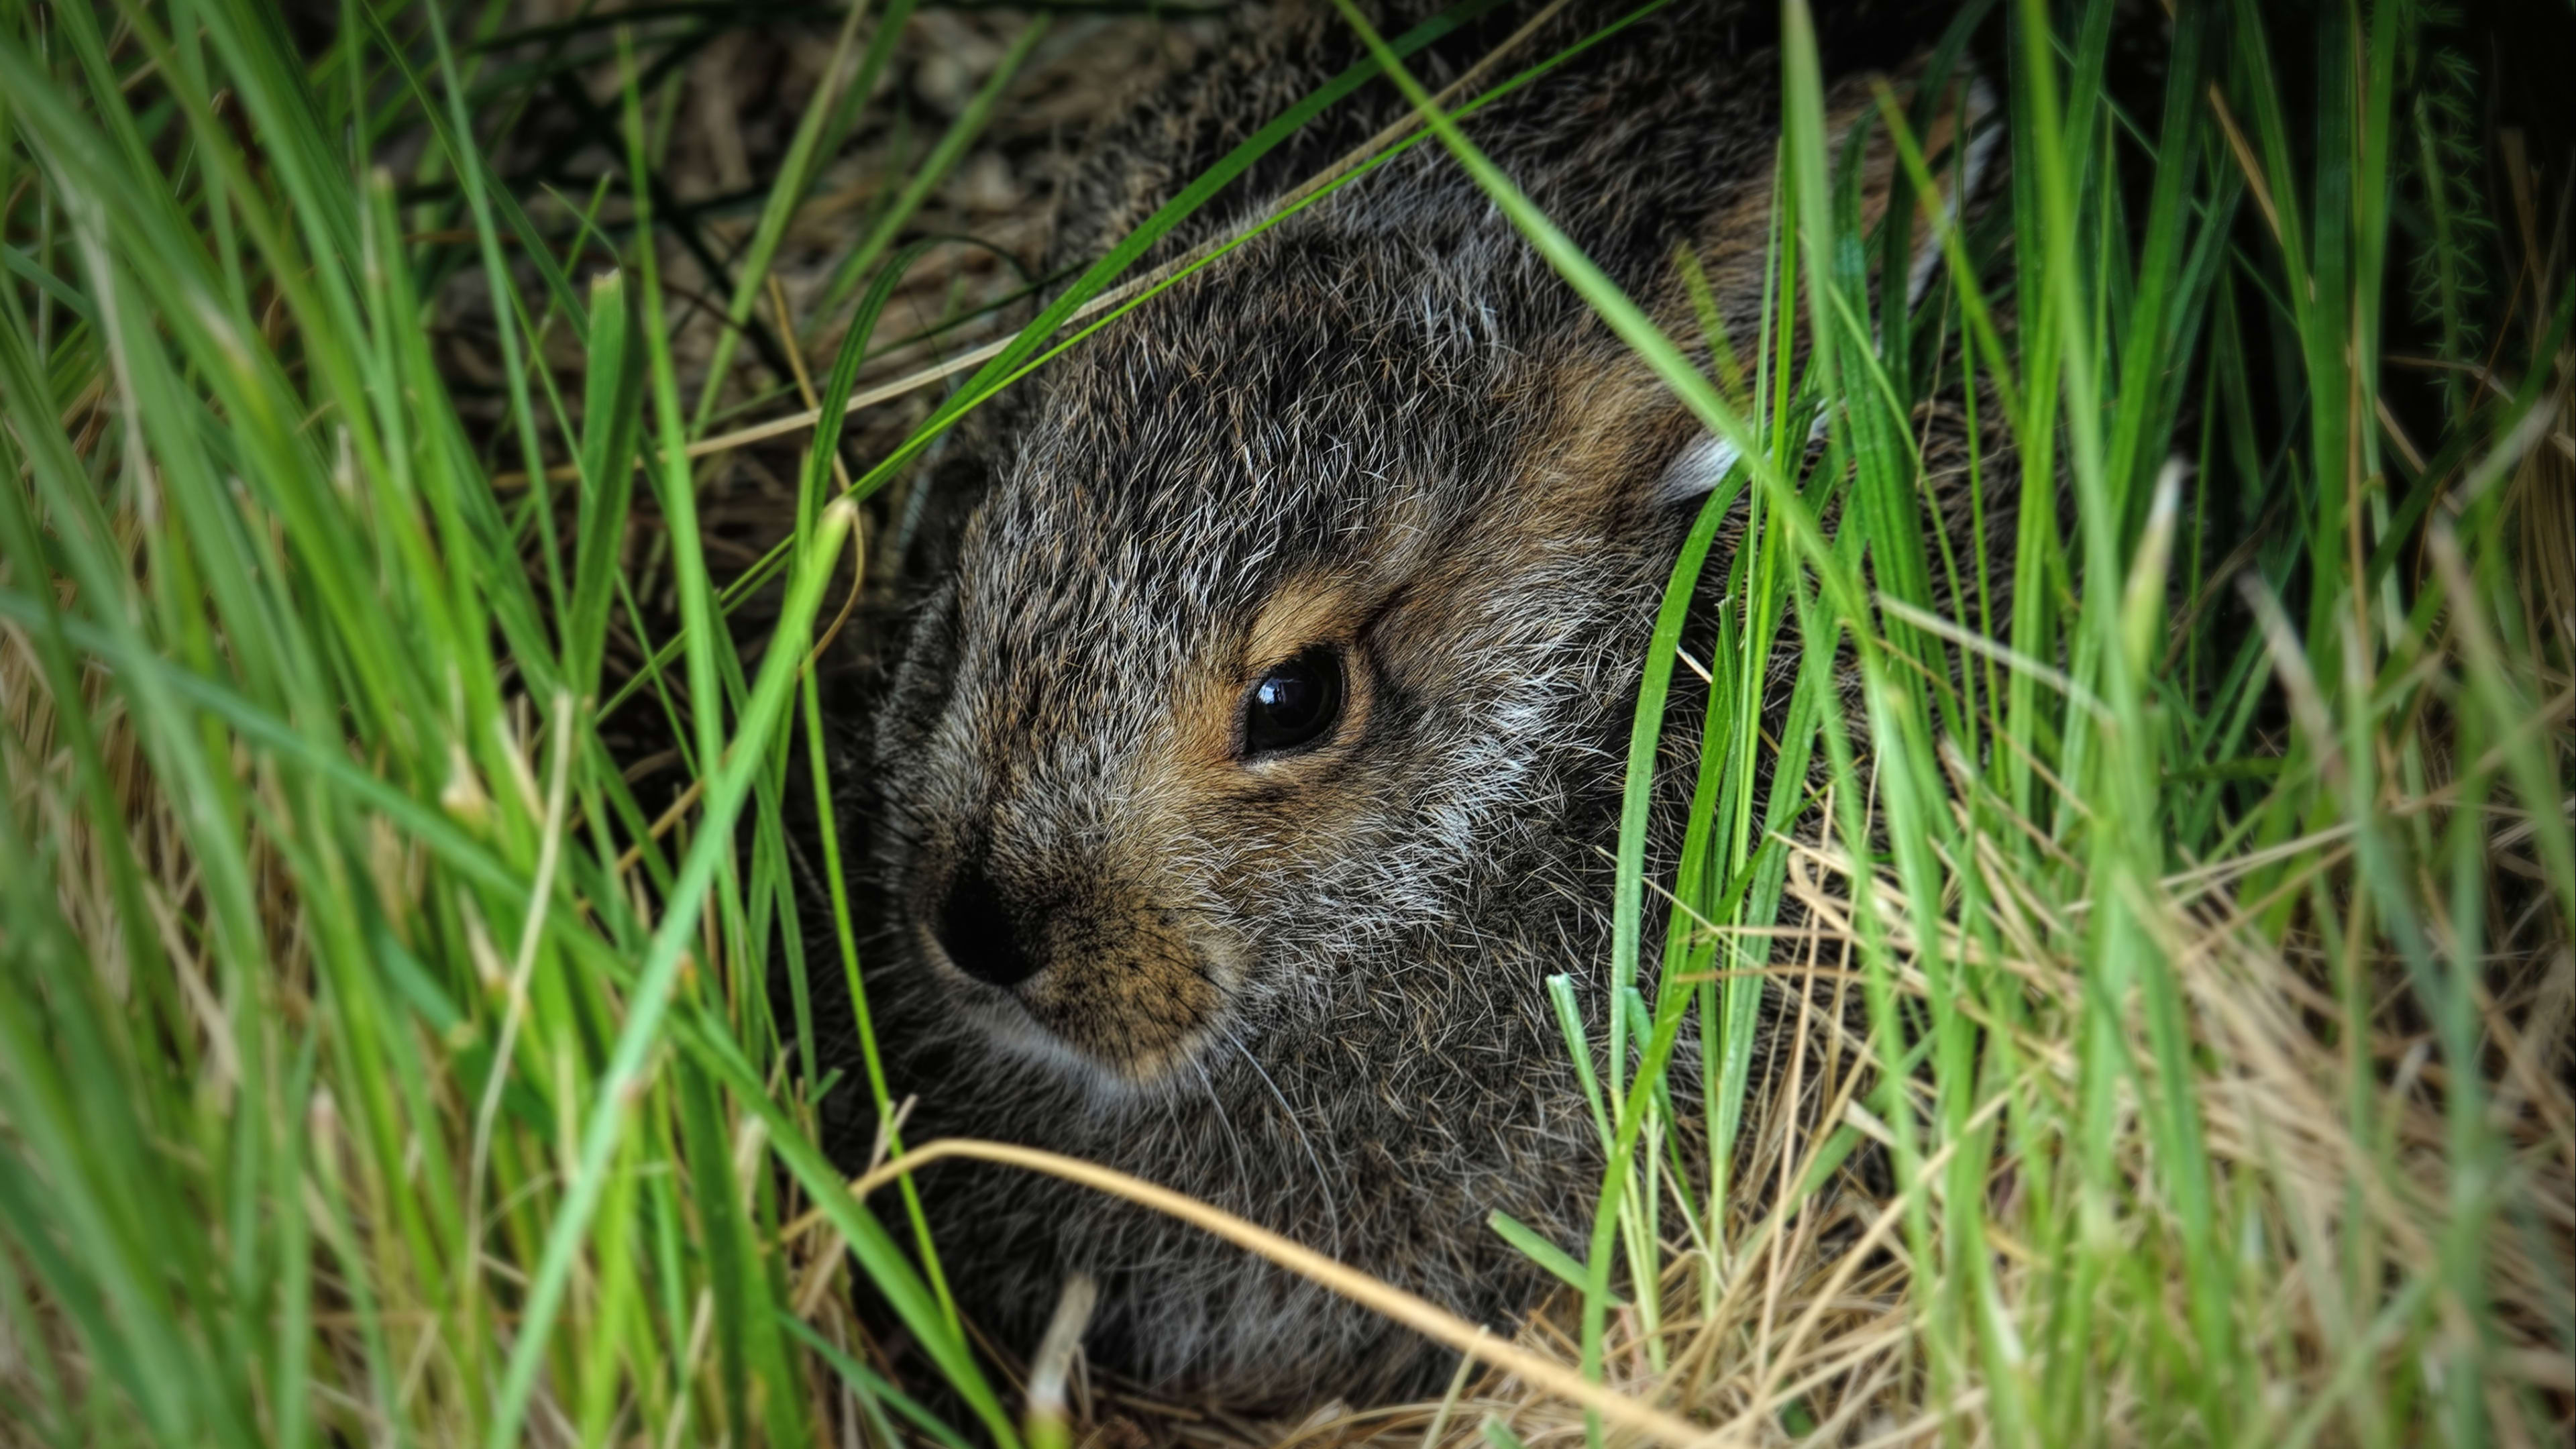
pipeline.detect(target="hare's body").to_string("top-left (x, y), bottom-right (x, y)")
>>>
top-left (825, 0), bottom-right (1997, 1406)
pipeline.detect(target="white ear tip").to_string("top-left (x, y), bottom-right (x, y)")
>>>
top-left (1657, 432), bottom-right (1740, 504)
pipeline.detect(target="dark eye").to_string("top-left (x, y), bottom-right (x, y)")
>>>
top-left (1241, 646), bottom-right (1346, 757)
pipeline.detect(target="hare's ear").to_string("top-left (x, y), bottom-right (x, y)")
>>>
top-left (1654, 66), bottom-right (2000, 506)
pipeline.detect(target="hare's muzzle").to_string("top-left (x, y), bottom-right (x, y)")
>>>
top-left (916, 849), bottom-right (1226, 1083)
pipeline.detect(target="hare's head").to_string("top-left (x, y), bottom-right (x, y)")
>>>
top-left (871, 61), bottom-right (1990, 1093)
top-left (874, 221), bottom-right (1762, 1089)
top-left (890, 398), bottom-right (1638, 1082)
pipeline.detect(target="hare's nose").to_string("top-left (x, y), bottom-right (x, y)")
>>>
top-left (932, 862), bottom-right (1044, 990)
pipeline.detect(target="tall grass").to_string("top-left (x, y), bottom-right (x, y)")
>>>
top-left (1, 3), bottom-right (2567, 1448)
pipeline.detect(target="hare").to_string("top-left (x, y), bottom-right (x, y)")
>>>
top-left (818, 0), bottom-right (2005, 1409)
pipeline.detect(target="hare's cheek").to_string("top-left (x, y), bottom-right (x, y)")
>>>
top-left (1015, 908), bottom-right (1226, 1081)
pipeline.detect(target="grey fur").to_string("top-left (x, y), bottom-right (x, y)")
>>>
top-left (823, 0), bottom-right (2004, 1408)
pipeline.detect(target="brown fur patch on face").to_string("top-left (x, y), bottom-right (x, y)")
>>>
top-left (1241, 573), bottom-right (1369, 684)
top-left (1013, 881), bottom-right (1227, 1081)
top-left (1157, 570), bottom-right (1381, 782)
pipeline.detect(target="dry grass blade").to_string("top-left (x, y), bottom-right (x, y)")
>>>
top-left (837, 1139), bottom-right (1708, 1446)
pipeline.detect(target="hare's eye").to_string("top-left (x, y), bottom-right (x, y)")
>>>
top-left (1241, 646), bottom-right (1345, 757)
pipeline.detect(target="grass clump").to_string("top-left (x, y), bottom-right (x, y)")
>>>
top-left (1, 2), bottom-right (2569, 1447)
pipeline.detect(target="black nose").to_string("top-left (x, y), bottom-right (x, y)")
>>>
top-left (933, 861), bottom-right (1044, 989)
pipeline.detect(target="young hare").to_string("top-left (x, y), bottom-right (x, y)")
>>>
top-left (824, 0), bottom-right (2004, 1408)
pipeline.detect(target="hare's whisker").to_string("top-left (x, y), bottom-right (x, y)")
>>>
top-left (1221, 1025), bottom-right (1343, 1257)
